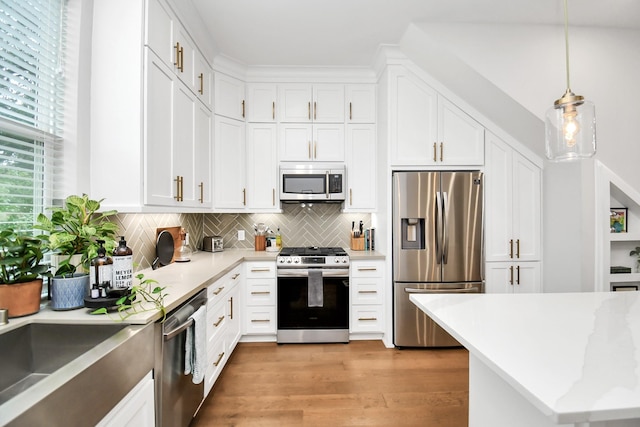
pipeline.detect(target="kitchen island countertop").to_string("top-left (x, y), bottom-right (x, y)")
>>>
top-left (410, 292), bottom-right (640, 427)
top-left (0, 248), bottom-right (385, 332)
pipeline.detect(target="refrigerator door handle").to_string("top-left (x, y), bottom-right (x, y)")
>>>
top-left (435, 191), bottom-right (443, 264)
top-left (442, 191), bottom-right (449, 264)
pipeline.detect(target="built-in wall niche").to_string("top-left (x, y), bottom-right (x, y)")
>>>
top-left (609, 183), bottom-right (640, 290)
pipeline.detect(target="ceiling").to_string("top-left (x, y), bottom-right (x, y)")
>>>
top-left (192, 0), bottom-right (640, 67)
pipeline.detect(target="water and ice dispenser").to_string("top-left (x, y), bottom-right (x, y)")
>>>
top-left (401, 218), bottom-right (425, 250)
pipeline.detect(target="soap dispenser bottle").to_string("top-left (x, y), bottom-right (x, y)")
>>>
top-left (90, 239), bottom-right (113, 291)
top-left (112, 236), bottom-right (133, 290)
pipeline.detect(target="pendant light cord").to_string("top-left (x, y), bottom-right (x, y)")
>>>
top-left (564, 0), bottom-right (571, 92)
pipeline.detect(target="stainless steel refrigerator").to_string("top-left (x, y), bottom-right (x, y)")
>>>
top-left (393, 171), bottom-right (483, 347)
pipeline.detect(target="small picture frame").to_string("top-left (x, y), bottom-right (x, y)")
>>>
top-left (610, 208), bottom-right (628, 233)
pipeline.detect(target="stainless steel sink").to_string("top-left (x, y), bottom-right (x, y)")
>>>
top-left (0, 322), bottom-right (156, 426)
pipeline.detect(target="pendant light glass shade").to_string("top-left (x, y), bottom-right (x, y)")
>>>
top-left (544, 0), bottom-right (596, 162)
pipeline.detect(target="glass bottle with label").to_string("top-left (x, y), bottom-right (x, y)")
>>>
top-left (90, 239), bottom-right (113, 291)
top-left (112, 236), bottom-right (133, 290)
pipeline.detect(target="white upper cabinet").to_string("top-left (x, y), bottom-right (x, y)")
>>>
top-left (485, 132), bottom-right (541, 262)
top-left (246, 124), bottom-right (279, 210)
top-left (390, 67), bottom-right (484, 166)
top-left (145, 0), bottom-right (173, 67)
top-left (215, 73), bottom-right (246, 121)
top-left (214, 115), bottom-right (246, 210)
top-left (346, 84), bottom-right (376, 123)
top-left (279, 123), bottom-right (344, 162)
top-left (194, 101), bottom-right (212, 207)
top-left (278, 84), bottom-right (344, 123)
top-left (345, 124), bottom-right (376, 211)
top-left (247, 83), bottom-right (277, 122)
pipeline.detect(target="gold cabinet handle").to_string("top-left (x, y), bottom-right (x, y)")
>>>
top-left (358, 290), bottom-right (378, 294)
top-left (349, 188), bottom-right (353, 206)
top-left (433, 142), bottom-right (437, 162)
top-left (174, 42), bottom-right (180, 68)
top-left (251, 267), bottom-right (271, 272)
top-left (232, 273), bottom-right (240, 280)
top-left (174, 176), bottom-right (183, 201)
top-left (440, 142), bottom-right (443, 162)
top-left (349, 102), bottom-right (353, 120)
top-left (272, 188), bottom-right (275, 206)
top-left (308, 102), bottom-right (311, 120)
top-left (516, 265), bottom-right (521, 285)
top-left (213, 352), bottom-right (225, 367)
top-left (272, 101), bottom-right (275, 120)
top-left (251, 291), bottom-right (271, 295)
top-left (509, 265), bottom-right (514, 285)
top-left (242, 188), bottom-right (246, 206)
top-left (213, 316), bottom-right (224, 327)
top-left (308, 141), bottom-right (311, 159)
top-left (509, 239), bottom-right (514, 259)
top-left (242, 100), bottom-right (245, 118)
top-left (516, 239), bottom-right (521, 259)
top-left (198, 73), bottom-right (204, 95)
top-left (213, 286), bottom-right (225, 295)
top-left (229, 296), bottom-right (233, 319)
top-left (313, 101), bottom-right (317, 120)
top-left (314, 141), bottom-right (317, 159)
top-left (358, 317), bottom-right (378, 321)
top-left (251, 319), bottom-right (270, 323)
top-left (199, 182), bottom-right (204, 203)
top-left (358, 267), bottom-right (378, 271)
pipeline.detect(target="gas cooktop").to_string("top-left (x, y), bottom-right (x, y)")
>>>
top-left (277, 246), bottom-right (349, 268)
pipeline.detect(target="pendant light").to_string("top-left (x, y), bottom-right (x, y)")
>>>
top-left (545, 0), bottom-right (596, 162)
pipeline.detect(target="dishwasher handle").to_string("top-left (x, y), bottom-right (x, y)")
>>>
top-left (404, 287), bottom-right (480, 294)
top-left (163, 318), bottom-right (194, 341)
top-left (163, 290), bottom-right (207, 341)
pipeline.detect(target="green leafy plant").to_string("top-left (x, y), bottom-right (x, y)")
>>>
top-left (35, 194), bottom-right (118, 276)
top-left (91, 273), bottom-right (168, 322)
top-left (0, 230), bottom-right (50, 284)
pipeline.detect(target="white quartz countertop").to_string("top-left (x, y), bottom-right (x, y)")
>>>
top-left (410, 292), bottom-right (640, 424)
top-left (0, 248), bottom-right (385, 332)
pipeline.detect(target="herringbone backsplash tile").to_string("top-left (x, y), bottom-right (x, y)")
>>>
top-left (115, 204), bottom-right (370, 271)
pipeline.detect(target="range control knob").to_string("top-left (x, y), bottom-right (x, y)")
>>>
top-left (286, 258), bottom-right (292, 263)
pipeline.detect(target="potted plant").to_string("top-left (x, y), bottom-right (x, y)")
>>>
top-left (0, 230), bottom-right (50, 317)
top-left (35, 194), bottom-right (119, 310)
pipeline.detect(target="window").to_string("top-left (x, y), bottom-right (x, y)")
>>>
top-left (0, 0), bottom-right (66, 234)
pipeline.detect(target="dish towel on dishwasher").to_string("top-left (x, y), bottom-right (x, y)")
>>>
top-left (184, 305), bottom-right (206, 384)
top-left (308, 269), bottom-right (324, 307)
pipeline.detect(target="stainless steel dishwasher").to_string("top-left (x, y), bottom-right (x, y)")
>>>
top-left (158, 289), bottom-right (207, 427)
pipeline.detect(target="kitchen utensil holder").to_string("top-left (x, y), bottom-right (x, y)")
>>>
top-left (350, 235), bottom-right (365, 251)
top-left (255, 235), bottom-right (266, 251)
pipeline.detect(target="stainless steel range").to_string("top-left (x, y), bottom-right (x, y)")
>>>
top-left (276, 247), bottom-right (350, 343)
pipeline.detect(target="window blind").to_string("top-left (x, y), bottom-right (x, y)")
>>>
top-left (0, 0), bottom-right (66, 234)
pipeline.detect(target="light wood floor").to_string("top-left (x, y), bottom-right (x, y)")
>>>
top-left (192, 340), bottom-right (469, 427)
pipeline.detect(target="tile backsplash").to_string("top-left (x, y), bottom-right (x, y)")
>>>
top-left (115, 203), bottom-right (371, 271)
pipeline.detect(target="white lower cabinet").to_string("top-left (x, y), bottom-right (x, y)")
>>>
top-left (349, 260), bottom-right (385, 336)
top-left (97, 372), bottom-right (154, 427)
top-left (204, 265), bottom-right (242, 397)
top-left (485, 261), bottom-right (541, 294)
top-left (242, 261), bottom-right (277, 339)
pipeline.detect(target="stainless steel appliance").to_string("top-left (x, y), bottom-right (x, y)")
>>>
top-left (158, 289), bottom-right (207, 427)
top-left (393, 171), bottom-right (483, 347)
top-left (202, 235), bottom-right (223, 252)
top-left (279, 165), bottom-right (345, 202)
top-left (277, 247), bottom-right (350, 343)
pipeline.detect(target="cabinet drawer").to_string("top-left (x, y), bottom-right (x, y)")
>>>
top-left (350, 262), bottom-right (383, 278)
top-left (351, 277), bottom-right (382, 305)
top-left (244, 307), bottom-right (276, 335)
top-left (206, 301), bottom-right (226, 346)
top-left (245, 279), bottom-right (276, 305)
top-left (204, 337), bottom-right (226, 397)
top-left (245, 261), bottom-right (276, 278)
top-left (350, 305), bottom-right (384, 333)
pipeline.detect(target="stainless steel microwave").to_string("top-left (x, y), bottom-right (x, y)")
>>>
top-left (279, 165), bottom-right (346, 202)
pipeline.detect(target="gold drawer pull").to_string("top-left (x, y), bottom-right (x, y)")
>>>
top-left (358, 290), bottom-right (377, 294)
top-left (357, 267), bottom-right (377, 271)
top-left (232, 273), bottom-right (240, 280)
top-left (358, 317), bottom-right (377, 321)
top-left (251, 291), bottom-right (271, 295)
top-left (213, 316), bottom-right (224, 327)
top-left (251, 268), bottom-right (271, 272)
top-left (251, 319), bottom-right (270, 323)
top-left (213, 352), bottom-right (225, 367)
top-left (212, 286), bottom-right (225, 295)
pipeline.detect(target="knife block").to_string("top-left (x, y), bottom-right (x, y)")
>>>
top-left (350, 234), bottom-right (365, 251)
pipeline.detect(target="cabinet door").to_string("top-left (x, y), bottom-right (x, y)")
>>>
top-left (312, 84), bottom-right (344, 123)
top-left (313, 124), bottom-right (345, 162)
top-left (246, 123), bottom-right (278, 210)
top-left (214, 116), bottom-right (246, 209)
top-left (513, 154), bottom-right (541, 261)
top-left (345, 124), bottom-right (376, 211)
top-left (279, 123), bottom-right (313, 161)
top-left (215, 73), bottom-right (245, 121)
top-left (97, 374), bottom-right (155, 427)
top-left (346, 84), bottom-right (376, 123)
top-left (484, 262), bottom-right (513, 293)
top-left (391, 69), bottom-right (437, 166)
top-left (485, 133), bottom-right (514, 262)
top-left (194, 102), bottom-right (212, 207)
top-left (145, 0), bottom-right (173, 67)
top-left (144, 52), bottom-right (176, 206)
top-left (512, 262), bottom-right (541, 293)
top-left (278, 84), bottom-right (312, 122)
top-left (247, 83), bottom-right (277, 122)
top-left (173, 83), bottom-right (196, 206)
top-left (438, 96), bottom-right (484, 165)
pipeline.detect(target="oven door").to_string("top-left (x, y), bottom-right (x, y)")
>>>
top-left (277, 268), bottom-right (349, 343)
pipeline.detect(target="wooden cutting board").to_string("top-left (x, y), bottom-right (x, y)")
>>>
top-left (156, 226), bottom-right (182, 263)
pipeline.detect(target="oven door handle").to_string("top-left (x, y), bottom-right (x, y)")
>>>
top-left (277, 268), bottom-right (350, 278)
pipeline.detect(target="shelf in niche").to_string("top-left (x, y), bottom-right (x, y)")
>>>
top-left (610, 232), bottom-right (640, 242)
top-left (609, 273), bottom-right (640, 283)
